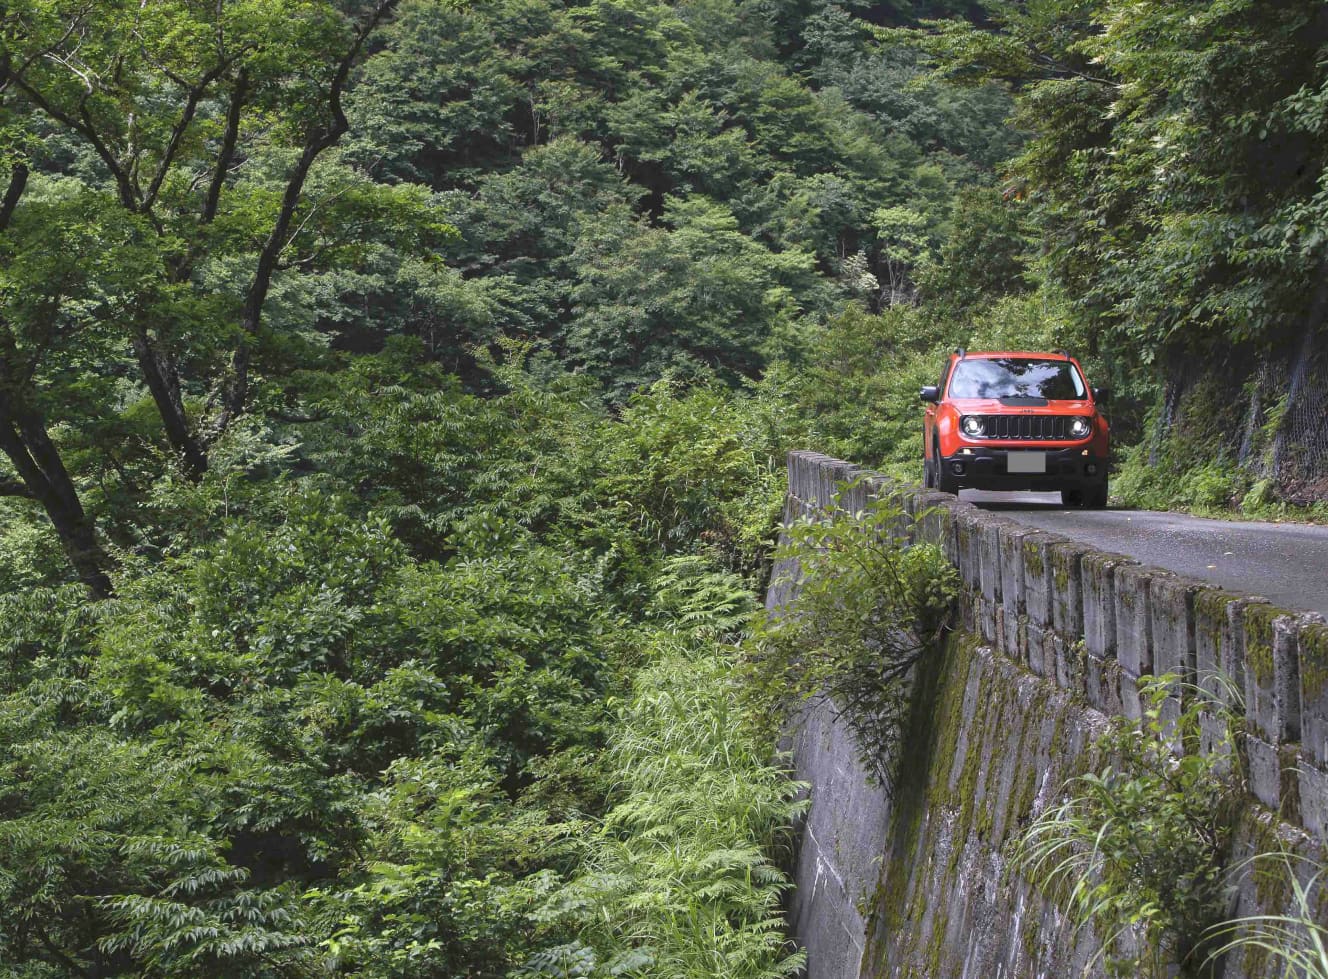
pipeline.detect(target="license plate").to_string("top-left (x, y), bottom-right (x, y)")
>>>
top-left (1007, 452), bottom-right (1047, 474)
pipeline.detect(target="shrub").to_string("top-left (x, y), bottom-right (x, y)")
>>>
top-left (747, 481), bottom-right (960, 787)
top-left (1203, 850), bottom-right (1328, 978)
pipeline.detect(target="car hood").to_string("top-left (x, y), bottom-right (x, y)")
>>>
top-left (948, 398), bottom-right (1096, 413)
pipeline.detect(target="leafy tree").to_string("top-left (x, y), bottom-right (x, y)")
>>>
top-left (0, 0), bottom-right (1081, 973)
top-left (871, 204), bottom-right (935, 306)
top-left (0, 0), bottom-right (413, 593)
top-left (901, 0), bottom-right (1328, 498)
top-left (527, 647), bottom-right (807, 979)
top-left (918, 184), bottom-right (1033, 311)
top-left (566, 195), bottom-right (818, 397)
top-left (1015, 676), bottom-right (1245, 977)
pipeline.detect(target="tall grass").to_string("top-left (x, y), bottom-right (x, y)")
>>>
top-left (1202, 850), bottom-right (1328, 978)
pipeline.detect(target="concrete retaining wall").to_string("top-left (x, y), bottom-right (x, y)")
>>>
top-left (776, 451), bottom-right (1328, 978)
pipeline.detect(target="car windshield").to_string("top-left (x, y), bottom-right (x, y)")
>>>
top-left (947, 358), bottom-right (1086, 400)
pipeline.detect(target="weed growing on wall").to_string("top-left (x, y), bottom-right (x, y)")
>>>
top-left (747, 483), bottom-right (960, 788)
top-left (1014, 676), bottom-right (1245, 978)
top-left (1203, 850), bottom-right (1328, 979)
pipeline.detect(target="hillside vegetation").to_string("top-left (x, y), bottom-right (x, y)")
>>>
top-left (1, 0), bottom-right (1326, 974)
top-left (0, 0), bottom-right (1002, 973)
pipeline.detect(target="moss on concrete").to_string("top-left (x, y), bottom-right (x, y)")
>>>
top-left (1242, 604), bottom-right (1284, 688)
top-left (784, 456), bottom-right (1324, 979)
top-left (1299, 620), bottom-right (1328, 702)
top-left (1023, 539), bottom-right (1045, 579)
top-left (1194, 590), bottom-right (1232, 650)
top-left (868, 632), bottom-right (961, 963)
top-left (860, 627), bottom-right (1104, 977)
top-left (1053, 555), bottom-right (1072, 593)
top-left (831, 619), bottom-right (1309, 979)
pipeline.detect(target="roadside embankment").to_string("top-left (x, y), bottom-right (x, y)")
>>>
top-left (774, 451), bottom-right (1328, 979)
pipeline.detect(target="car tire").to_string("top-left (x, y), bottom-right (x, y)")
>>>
top-left (1062, 483), bottom-right (1109, 508)
top-left (923, 456), bottom-right (935, 489)
top-left (935, 445), bottom-right (959, 495)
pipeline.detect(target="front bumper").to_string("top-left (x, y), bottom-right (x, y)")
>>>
top-left (940, 446), bottom-right (1108, 491)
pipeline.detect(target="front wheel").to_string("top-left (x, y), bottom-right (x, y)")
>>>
top-left (1062, 482), bottom-right (1108, 508)
top-left (935, 446), bottom-right (959, 495)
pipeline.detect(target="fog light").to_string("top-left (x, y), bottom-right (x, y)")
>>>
top-left (1086, 463), bottom-right (1099, 476)
top-left (951, 461), bottom-right (965, 475)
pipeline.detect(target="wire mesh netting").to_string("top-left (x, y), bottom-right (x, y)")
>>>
top-left (1272, 338), bottom-right (1328, 498)
top-left (1166, 328), bottom-right (1328, 502)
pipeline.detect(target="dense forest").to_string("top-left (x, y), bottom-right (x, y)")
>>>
top-left (2, 0), bottom-right (1327, 974)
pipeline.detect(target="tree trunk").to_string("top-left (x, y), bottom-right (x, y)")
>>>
top-left (0, 401), bottom-right (113, 599)
top-left (215, 131), bottom-right (341, 435)
top-left (130, 329), bottom-right (209, 480)
top-left (212, 0), bottom-right (401, 439)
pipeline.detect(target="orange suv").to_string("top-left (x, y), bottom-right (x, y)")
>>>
top-left (920, 349), bottom-right (1110, 507)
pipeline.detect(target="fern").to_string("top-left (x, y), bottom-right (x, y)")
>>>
top-left (526, 649), bottom-right (806, 979)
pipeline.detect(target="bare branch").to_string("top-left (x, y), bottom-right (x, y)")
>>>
top-left (10, 8), bottom-right (89, 83)
top-left (279, 180), bottom-right (357, 256)
top-left (8, 71), bottom-right (140, 208)
top-left (0, 477), bottom-right (34, 498)
top-left (41, 49), bottom-right (97, 93)
top-left (202, 68), bottom-right (248, 223)
top-left (324, 0), bottom-right (401, 140)
top-left (141, 60), bottom-right (232, 213)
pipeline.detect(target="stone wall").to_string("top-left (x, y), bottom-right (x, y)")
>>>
top-left (775, 451), bottom-right (1328, 979)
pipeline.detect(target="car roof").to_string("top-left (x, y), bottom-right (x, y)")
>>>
top-left (954, 351), bottom-right (1074, 361)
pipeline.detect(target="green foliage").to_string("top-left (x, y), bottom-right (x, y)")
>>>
top-left (783, 289), bottom-right (1097, 479)
top-left (748, 484), bottom-right (960, 785)
top-left (337, 0), bottom-right (1006, 396)
top-left (317, 746), bottom-right (571, 977)
top-left (1113, 451), bottom-right (1248, 515)
top-left (649, 555), bottom-right (760, 644)
top-left (918, 186), bottom-right (1034, 313)
top-left (0, 350), bottom-right (809, 975)
top-left (566, 195), bottom-right (818, 397)
top-left (893, 0), bottom-right (1328, 501)
top-left (1014, 676), bottom-right (1245, 978)
top-left (526, 648), bottom-right (807, 979)
top-left (785, 304), bottom-right (945, 471)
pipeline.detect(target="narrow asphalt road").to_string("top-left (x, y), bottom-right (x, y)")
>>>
top-left (962, 490), bottom-right (1328, 618)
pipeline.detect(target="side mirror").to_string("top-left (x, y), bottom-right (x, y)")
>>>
top-left (919, 386), bottom-right (940, 403)
top-left (1092, 386), bottom-right (1111, 403)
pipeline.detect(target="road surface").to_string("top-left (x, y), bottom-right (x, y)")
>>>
top-left (962, 490), bottom-right (1328, 618)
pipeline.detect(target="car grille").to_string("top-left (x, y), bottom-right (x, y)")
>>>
top-left (971, 415), bottom-right (1076, 440)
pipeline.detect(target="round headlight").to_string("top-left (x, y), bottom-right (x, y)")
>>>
top-left (961, 416), bottom-right (985, 437)
top-left (1069, 417), bottom-right (1092, 438)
